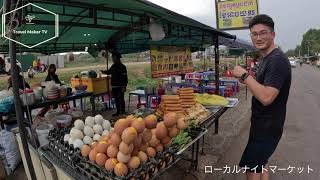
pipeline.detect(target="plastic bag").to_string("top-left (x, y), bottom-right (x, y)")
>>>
top-left (0, 130), bottom-right (21, 172)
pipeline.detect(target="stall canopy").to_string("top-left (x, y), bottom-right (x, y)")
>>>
top-left (0, 0), bottom-right (235, 55)
top-left (219, 37), bottom-right (255, 52)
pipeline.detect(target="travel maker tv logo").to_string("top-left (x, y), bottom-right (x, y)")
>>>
top-left (1, 3), bottom-right (59, 48)
top-left (25, 15), bottom-right (35, 24)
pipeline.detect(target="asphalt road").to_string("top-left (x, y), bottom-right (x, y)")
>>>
top-left (218, 64), bottom-right (320, 180)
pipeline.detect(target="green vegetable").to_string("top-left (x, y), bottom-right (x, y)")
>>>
top-left (172, 131), bottom-right (192, 151)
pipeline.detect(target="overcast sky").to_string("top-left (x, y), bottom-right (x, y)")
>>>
top-left (148, 0), bottom-right (320, 51)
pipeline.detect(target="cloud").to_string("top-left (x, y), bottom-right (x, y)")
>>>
top-left (148, 0), bottom-right (320, 51)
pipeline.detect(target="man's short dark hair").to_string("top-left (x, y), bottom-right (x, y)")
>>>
top-left (249, 14), bottom-right (274, 31)
top-left (112, 51), bottom-right (122, 59)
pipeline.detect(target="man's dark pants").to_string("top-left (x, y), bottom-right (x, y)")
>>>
top-left (112, 87), bottom-right (125, 114)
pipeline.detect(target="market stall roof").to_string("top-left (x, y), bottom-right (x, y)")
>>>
top-left (219, 37), bottom-right (255, 52)
top-left (0, 0), bottom-right (236, 55)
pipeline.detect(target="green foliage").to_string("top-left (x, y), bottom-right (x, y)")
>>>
top-left (287, 29), bottom-right (320, 57)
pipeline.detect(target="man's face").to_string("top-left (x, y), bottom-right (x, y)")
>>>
top-left (250, 24), bottom-right (275, 51)
top-left (112, 55), bottom-right (117, 63)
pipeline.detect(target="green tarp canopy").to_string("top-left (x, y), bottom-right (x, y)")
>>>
top-left (0, 0), bottom-right (235, 55)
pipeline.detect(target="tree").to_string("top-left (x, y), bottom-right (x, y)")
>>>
top-left (285, 49), bottom-right (296, 57)
top-left (300, 29), bottom-right (320, 56)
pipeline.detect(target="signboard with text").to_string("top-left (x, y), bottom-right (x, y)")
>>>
top-left (150, 46), bottom-right (193, 78)
top-left (216, 0), bottom-right (259, 30)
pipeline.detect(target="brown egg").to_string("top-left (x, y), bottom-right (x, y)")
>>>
top-left (149, 135), bottom-right (160, 147)
top-left (110, 133), bottom-right (121, 147)
top-left (107, 145), bottom-right (119, 158)
top-left (128, 156), bottom-right (141, 170)
top-left (163, 112), bottom-right (177, 128)
top-left (131, 117), bottom-right (145, 133)
top-left (146, 147), bottom-right (156, 158)
top-left (81, 145), bottom-right (91, 157)
top-left (96, 141), bottom-right (108, 153)
top-left (121, 127), bottom-right (138, 144)
top-left (99, 135), bottom-right (109, 142)
top-left (144, 115), bottom-right (157, 129)
top-left (155, 123), bottom-right (168, 140)
top-left (177, 117), bottom-right (188, 130)
top-left (114, 163), bottom-right (128, 177)
top-left (95, 153), bottom-right (108, 167)
top-left (131, 146), bottom-right (140, 156)
top-left (119, 141), bottom-right (134, 154)
top-left (133, 134), bottom-right (143, 148)
top-left (108, 131), bottom-right (114, 139)
top-left (142, 129), bottom-right (152, 143)
top-left (155, 144), bottom-right (164, 153)
top-left (89, 149), bottom-right (98, 162)
top-left (140, 143), bottom-right (149, 152)
top-left (91, 142), bottom-right (98, 149)
top-left (138, 151), bottom-right (148, 163)
top-left (114, 119), bottom-right (130, 135)
top-left (105, 158), bottom-right (118, 171)
top-left (117, 151), bottom-right (131, 163)
top-left (160, 136), bottom-right (171, 145)
top-left (168, 127), bottom-right (179, 138)
top-left (126, 115), bottom-right (136, 126)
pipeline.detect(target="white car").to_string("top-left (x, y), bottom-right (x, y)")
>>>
top-left (289, 60), bottom-right (296, 68)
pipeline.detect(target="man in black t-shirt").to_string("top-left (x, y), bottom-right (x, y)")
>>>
top-left (102, 52), bottom-right (128, 116)
top-left (232, 15), bottom-right (291, 180)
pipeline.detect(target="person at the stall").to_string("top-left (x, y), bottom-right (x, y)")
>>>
top-left (45, 64), bottom-right (61, 84)
top-left (232, 15), bottom-right (291, 180)
top-left (27, 66), bottom-right (35, 79)
top-left (7, 66), bottom-right (30, 90)
top-left (101, 51), bottom-right (128, 116)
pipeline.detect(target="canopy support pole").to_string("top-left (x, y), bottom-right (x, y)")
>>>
top-left (6, 0), bottom-right (37, 179)
top-left (214, 37), bottom-right (220, 95)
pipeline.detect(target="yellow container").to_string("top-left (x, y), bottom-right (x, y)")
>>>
top-left (70, 78), bottom-right (81, 88)
top-left (81, 77), bottom-right (111, 94)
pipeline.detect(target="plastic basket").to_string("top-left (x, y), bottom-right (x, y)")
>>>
top-left (0, 96), bottom-right (14, 113)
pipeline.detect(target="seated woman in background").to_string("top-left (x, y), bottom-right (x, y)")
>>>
top-left (7, 66), bottom-right (30, 90)
top-left (45, 64), bottom-right (61, 84)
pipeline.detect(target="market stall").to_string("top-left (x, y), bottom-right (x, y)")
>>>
top-left (0, 0), bottom-right (242, 179)
top-left (37, 92), bottom-right (232, 180)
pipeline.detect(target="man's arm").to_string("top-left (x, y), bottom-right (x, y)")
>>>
top-left (101, 65), bottom-right (113, 75)
top-left (233, 59), bottom-right (288, 106)
top-left (242, 75), bottom-right (279, 106)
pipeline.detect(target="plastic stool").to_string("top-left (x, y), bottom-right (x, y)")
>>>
top-left (224, 87), bottom-right (234, 97)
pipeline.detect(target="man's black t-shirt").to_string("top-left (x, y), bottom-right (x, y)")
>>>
top-left (250, 48), bottom-right (291, 140)
top-left (103, 62), bottom-right (128, 87)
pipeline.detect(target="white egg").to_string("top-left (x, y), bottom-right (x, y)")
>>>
top-left (83, 136), bottom-right (93, 145)
top-left (68, 137), bottom-right (75, 145)
top-left (93, 124), bottom-right (103, 135)
top-left (102, 130), bottom-right (109, 136)
top-left (94, 114), bottom-right (104, 125)
top-left (85, 116), bottom-right (95, 127)
top-left (70, 128), bottom-right (84, 140)
top-left (83, 126), bottom-right (94, 137)
top-left (102, 120), bottom-right (111, 130)
top-left (74, 119), bottom-right (85, 130)
top-left (64, 134), bottom-right (70, 142)
top-left (93, 134), bottom-right (101, 141)
top-left (73, 139), bottom-right (84, 149)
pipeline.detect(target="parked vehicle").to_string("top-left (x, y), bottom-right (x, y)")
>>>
top-left (289, 60), bottom-right (297, 68)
